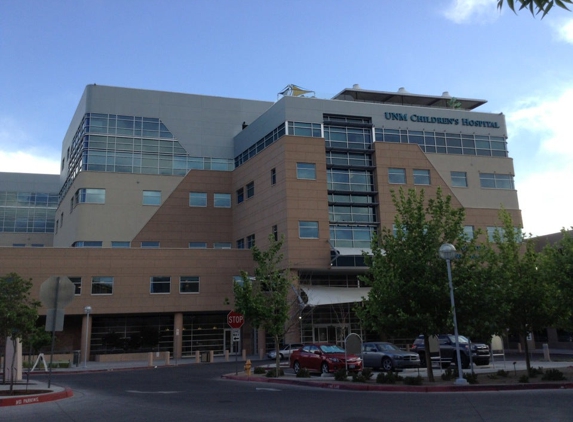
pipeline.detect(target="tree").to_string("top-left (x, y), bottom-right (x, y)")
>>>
top-left (0, 273), bottom-right (41, 392)
top-left (489, 210), bottom-right (562, 373)
top-left (359, 188), bottom-right (474, 382)
top-left (497, 0), bottom-right (572, 18)
top-left (233, 235), bottom-right (295, 377)
top-left (539, 229), bottom-right (573, 332)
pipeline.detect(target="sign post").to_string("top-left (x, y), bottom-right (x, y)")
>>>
top-left (227, 311), bottom-right (244, 374)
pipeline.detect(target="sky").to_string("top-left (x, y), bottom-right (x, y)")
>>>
top-left (1, 0), bottom-right (572, 237)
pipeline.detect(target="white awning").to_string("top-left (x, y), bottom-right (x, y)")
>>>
top-left (300, 286), bottom-right (371, 306)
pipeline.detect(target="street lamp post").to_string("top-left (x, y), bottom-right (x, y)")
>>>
top-left (439, 243), bottom-right (468, 386)
top-left (84, 306), bottom-right (92, 368)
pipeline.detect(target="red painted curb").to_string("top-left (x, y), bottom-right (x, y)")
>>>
top-left (0, 388), bottom-right (73, 407)
top-left (221, 374), bottom-right (573, 393)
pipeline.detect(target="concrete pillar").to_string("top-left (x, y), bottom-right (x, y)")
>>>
top-left (148, 352), bottom-right (154, 367)
top-left (173, 312), bottom-right (183, 360)
top-left (543, 343), bottom-right (551, 361)
top-left (81, 313), bottom-right (92, 364)
top-left (225, 350), bottom-right (229, 361)
top-left (4, 338), bottom-right (22, 382)
top-left (195, 350), bottom-right (200, 363)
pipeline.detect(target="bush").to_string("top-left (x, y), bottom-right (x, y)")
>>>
top-left (403, 375), bottom-right (424, 386)
top-left (518, 375), bottom-right (529, 383)
top-left (253, 366), bottom-right (266, 374)
top-left (541, 368), bottom-right (566, 381)
top-left (265, 368), bottom-right (284, 377)
top-left (496, 369), bottom-right (509, 377)
top-left (528, 367), bottom-right (544, 378)
top-left (361, 367), bottom-right (374, 380)
top-left (441, 368), bottom-right (455, 381)
top-left (334, 368), bottom-right (348, 381)
top-left (352, 372), bottom-right (367, 383)
top-left (296, 367), bottom-right (310, 378)
top-left (464, 372), bottom-right (479, 384)
top-left (377, 371), bottom-right (403, 384)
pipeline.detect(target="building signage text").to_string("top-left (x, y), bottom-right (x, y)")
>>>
top-left (384, 112), bottom-right (500, 128)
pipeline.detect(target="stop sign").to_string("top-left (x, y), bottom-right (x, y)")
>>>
top-left (227, 311), bottom-right (244, 329)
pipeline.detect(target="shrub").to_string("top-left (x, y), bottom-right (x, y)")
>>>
top-left (518, 375), bottom-right (529, 383)
top-left (528, 367), bottom-right (544, 378)
top-left (253, 366), bottom-right (266, 375)
top-left (464, 372), bottom-right (479, 384)
top-left (403, 375), bottom-right (424, 386)
top-left (352, 372), bottom-right (367, 383)
top-left (265, 368), bottom-right (284, 377)
top-left (487, 374), bottom-right (498, 380)
top-left (496, 369), bottom-right (509, 378)
top-left (377, 371), bottom-right (402, 384)
top-left (334, 368), bottom-right (348, 381)
top-left (541, 368), bottom-right (566, 381)
top-left (296, 367), bottom-right (310, 378)
top-left (441, 368), bottom-right (455, 381)
top-left (361, 367), bottom-right (374, 380)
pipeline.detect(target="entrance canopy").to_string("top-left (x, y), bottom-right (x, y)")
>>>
top-left (300, 286), bottom-right (371, 306)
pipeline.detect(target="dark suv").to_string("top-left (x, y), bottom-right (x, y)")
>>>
top-left (410, 334), bottom-right (490, 369)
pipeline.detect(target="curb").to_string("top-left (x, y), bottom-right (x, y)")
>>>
top-left (221, 374), bottom-right (573, 393)
top-left (0, 387), bottom-right (73, 407)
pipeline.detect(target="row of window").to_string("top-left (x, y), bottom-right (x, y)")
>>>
top-left (385, 169), bottom-right (514, 190)
top-left (71, 241), bottom-right (234, 249)
top-left (69, 275), bottom-right (200, 295)
top-left (0, 191), bottom-right (58, 234)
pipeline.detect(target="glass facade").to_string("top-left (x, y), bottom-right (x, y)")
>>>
top-left (375, 128), bottom-right (508, 157)
top-left (0, 191), bottom-right (58, 233)
top-left (60, 113), bottom-right (234, 202)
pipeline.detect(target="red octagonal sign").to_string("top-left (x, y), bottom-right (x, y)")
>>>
top-left (227, 311), bottom-right (244, 329)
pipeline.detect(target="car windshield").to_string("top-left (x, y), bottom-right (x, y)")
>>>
top-left (319, 345), bottom-right (345, 354)
top-left (376, 343), bottom-right (400, 352)
top-left (447, 335), bottom-right (469, 344)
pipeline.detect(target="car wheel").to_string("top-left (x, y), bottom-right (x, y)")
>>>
top-left (279, 353), bottom-right (284, 360)
top-left (321, 362), bottom-right (329, 374)
top-left (418, 353), bottom-right (427, 368)
top-left (381, 357), bottom-right (394, 372)
top-left (293, 361), bottom-right (300, 374)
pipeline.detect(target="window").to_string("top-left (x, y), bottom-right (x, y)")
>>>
top-left (214, 193), bottom-right (231, 208)
top-left (451, 171), bottom-right (468, 187)
top-left (247, 234), bottom-right (256, 249)
top-left (12, 244), bottom-right (25, 247)
top-left (299, 221), bottom-right (319, 238)
top-left (150, 276), bottom-right (171, 294)
top-left (111, 241), bottom-right (130, 248)
top-left (463, 225), bottom-right (474, 240)
top-left (180, 276), bottom-right (200, 293)
top-left (236, 238), bottom-right (245, 249)
top-left (141, 241), bottom-right (159, 248)
top-left (69, 277), bottom-right (82, 295)
top-left (189, 242), bottom-right (207, 249)
top-left (271, 168), bottom-right (276, 185)
top-left (31, 244), bottom-right (44, 247)
top-left (480, 173), bottom-right (514, 189)
top-left (237, 187), bottom-right (244, 204)
top-left (189, 192), bottom-right (207, 207)
top-left (388, 168), bottom-right (406, 184)
top-left (74, 188), bottom-right (105, 205)
top-left (413, 169), bottom-right (430, 185)
top-left (92, 276), bottom-right (113, 295)
top-left (487, 226), bottom-right (522, 242)
top-left (246, 182), bottom-right (255, 198)
top-left (214, 242), bottom-right (231, 249)
top-left (297, 163), bottom-right (316, 180)
top-left (272, 225), bottom-right (278, 241)
top-left (142, 190), bottom-right (161, 205)
top-left (72, 241), bottom-right (103, 248)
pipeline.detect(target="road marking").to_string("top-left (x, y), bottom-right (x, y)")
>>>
top-left (255, 388), bottom-right (281, 391)
top-left (126, 390), bottom-right (181, 394)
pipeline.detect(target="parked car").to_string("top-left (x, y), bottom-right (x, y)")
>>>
top-left (266, 343), bottom-right (303, 360)
top-left (411, 334), bottom-right (490, 369)
top-left (290, 343), bottom-right (363, 375)
top-left (362, 342), bottom-right (421, 372)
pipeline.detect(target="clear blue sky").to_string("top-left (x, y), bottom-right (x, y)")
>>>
top-left (1, 0), bottom-right (572, 236)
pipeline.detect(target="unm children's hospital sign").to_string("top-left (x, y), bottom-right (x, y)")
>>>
top-left (384, 112), bottom-right (501, 128)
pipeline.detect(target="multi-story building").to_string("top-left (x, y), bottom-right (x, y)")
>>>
top-left (0, 84), bottom-right (523, 361)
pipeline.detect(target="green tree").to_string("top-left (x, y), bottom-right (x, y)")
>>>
top-left (539, 229), bottom-right (573, 332)
top-left (0, 273), bottom-right (41, 391)
top-left (359, 188), bottom-right (475, 381)
top-left (489, 210), bottom-right (562, 372)
top-left (233, 235), bottom-right (293, 377)
top-left (498, 0), bottom-right (572, 17)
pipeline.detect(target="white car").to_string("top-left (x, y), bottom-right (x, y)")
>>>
top-left (267, 343), bottom-right (303, 360)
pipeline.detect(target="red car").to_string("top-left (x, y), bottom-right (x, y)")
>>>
top-left (290, 343), bottom-right (363, 375)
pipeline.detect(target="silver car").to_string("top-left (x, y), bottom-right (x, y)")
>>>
top-left (267, 343), bottom-right (303, 360)
top-left (362, 342), bottom-right (421, 372)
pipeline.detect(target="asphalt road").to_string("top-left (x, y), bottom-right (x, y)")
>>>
top-left (2, 361), bottom-right (573, 422)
